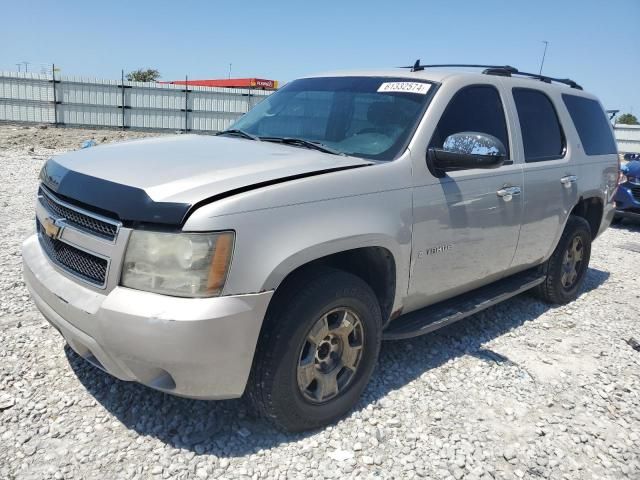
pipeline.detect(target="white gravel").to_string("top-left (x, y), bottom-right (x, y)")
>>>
top-left (1, 124), bottom-right (639, 480)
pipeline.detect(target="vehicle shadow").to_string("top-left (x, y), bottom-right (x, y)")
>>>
top-left (611, 218), bottom-right (640, 232)
top-left (66, 267), bottom-right (610, 458)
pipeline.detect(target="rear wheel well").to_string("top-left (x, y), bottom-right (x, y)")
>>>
top-left (570, 197), bottom-right (603, 238)
top-left (271, 247), bottom-right (396, 325)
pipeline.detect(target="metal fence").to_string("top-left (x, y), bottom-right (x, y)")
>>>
top-left (0, 71), bottom-right (272, 132)
top-left (615, 124), bottom-right (640, 154)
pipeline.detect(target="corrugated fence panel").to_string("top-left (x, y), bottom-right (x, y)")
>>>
top-left (127, 108), bottom-right (184, 130)
top-left (60, 81), bottom-right (120, 107)
top-left (191, 90), bottom-right (251, 114)
top-left (0, 71), bottom-right (273, 132)
top-left (58, 104), bottom-right (122, 128)
top-left (0, 99), bottom-right (54, 123)
top-left (0, 77), bottom-right (52, 102)
top-left (190, 111), bottom-right (239, 132)
top-left (129, 85), bottom-right (185, 111)
top-left (614, 125), bottom-right (640, 153)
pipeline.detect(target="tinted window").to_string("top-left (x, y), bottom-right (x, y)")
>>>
top-left (513, 88), bottom-right (564, 162)
top-left (232, 77), bottom-right (434, 160)
top-left (429, 85), bottom-right (509, 157)
top-left (562, 94), bottom-right (617, 155)
top-left (257, 90), bottom-right (333, 141)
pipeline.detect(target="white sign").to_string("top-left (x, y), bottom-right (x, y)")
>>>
top-left (377, 82), bottom-right (431, 95)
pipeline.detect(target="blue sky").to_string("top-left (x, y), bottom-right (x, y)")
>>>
top-left (1, 0), bottom-right (638, 115)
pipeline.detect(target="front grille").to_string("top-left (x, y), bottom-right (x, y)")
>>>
top-left (630, 185), bottom-right (640, 201)
top-left (38, 187), bottom-right (119, 240)
top-left (37, 221), bottom-right (108, 286)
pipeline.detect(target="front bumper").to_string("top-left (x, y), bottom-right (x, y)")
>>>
top-left (614, 183), bottom-right (640, 216)
top-left (22, 234), bottom-right (273, 399)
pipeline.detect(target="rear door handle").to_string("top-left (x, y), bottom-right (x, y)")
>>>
top-left (561, 175), bottom-right (577, 188)
top-left (496, 186), bottom-right (521, 202)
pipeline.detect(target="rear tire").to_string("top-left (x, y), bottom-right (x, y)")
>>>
top-left (247, 268), bottom-right (382, 432)
top-left (535, 216), bottom-right (592, 305)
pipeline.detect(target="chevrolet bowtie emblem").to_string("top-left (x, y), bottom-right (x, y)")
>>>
top-left (42, 217), bottom-right (64, 240)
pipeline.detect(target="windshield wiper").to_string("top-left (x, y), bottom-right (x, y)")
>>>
top-left (259, 136), bottom-right (345, 156)
top-left (216, 129), bottom-right (260, 141)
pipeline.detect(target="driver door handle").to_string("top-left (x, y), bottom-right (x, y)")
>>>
top-left (560, 175), bottom-right (577, 188)
top-left (496, 186), bottom-right (521, 202)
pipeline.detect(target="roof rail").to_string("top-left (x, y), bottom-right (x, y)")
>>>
top-left (399, 60), bottom-right (582, 90)
top-left (512, 70), bottom-right (582, 90)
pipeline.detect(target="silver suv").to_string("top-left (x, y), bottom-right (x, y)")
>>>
top-left (23, 63), bottom-right (619, 431)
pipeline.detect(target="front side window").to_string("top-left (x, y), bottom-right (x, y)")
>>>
top-left (231, 77), bottom-right (435, 160)
top-left (562, 94), bottom-right (617, 156)
top-left (513, 88), bottom-right (565, 162)
top-left (429, 85), bottom-right (510, 158)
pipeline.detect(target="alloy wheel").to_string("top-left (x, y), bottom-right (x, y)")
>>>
top-left (561, 235), bottom-right (584, 289)
top-left (297, 308), bottom-right (365, 403)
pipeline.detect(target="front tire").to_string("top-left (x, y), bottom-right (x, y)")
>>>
top-left (247, 268), bottom-right (382, 432)
top-left (535, 216), bottom-right (592, 305)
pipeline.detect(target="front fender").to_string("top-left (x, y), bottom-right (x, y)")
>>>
top-left (262, 231), bottom-right (403, 290)
top-left (185, 192), bottom-right (412, 311)
top-left (183, 154), bottom-right (414, 313)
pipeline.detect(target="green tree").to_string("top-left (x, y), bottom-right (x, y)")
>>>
top-left (126, 68), bottom-right (161, 82)
top-left (617, 113), bottom-right (639, 125)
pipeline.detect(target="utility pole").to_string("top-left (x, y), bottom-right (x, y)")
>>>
top-left (228, 63), bottom-right (232, 79)
top-left (16, 63), bottom-right (21, 72)
top-left (539, 41), bottom-right (549, 75)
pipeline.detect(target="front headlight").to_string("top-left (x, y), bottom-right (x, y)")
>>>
top-left (121, 230), bottom-right (234, 298)
top-left (619, 172), bottom-right (628, 185)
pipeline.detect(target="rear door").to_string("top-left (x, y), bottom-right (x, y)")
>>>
top-left (509, 87), bottom-right (579, 267)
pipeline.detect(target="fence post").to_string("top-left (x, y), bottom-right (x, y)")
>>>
top-left (121, 70), bottom-right (125, 130)
top-left (50, 63), bottom-right (59, 126)
top-left (118, 69), bottom-right (131, 129)
top-left (182, 75), bottom-right (190, 132)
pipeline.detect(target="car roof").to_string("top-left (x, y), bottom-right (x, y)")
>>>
top-left (303, 68), bottom-right (456, 83)
top-left (301, 68), bottom-right (597, 98)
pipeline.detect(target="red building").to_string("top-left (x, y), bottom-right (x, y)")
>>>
top-left (163, 78), bottom-right (278, 90)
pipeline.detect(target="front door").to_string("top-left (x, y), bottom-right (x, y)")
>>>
top-left (407, 84), bottom-right (524, 310)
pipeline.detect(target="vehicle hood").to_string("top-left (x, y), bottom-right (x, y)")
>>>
top-left (622, 160), bottom-right (640, 177)
top-left (40, 135), bottom-right (372, 225)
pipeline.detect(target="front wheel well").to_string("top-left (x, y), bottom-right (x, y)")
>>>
top-left (570, 197), bottom-right (603, 238)
top-left (270, 247), bottom-right (396, 325)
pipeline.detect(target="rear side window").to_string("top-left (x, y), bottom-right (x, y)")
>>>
top-left (430, 85), bottom-right (510, 157)
top-left (513, 88), bottom-right (564, 162)
top-left (562, 94), bottom-right (617, 155)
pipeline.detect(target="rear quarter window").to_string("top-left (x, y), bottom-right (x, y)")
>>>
top-left (562, 94), bottom-right (617, 156)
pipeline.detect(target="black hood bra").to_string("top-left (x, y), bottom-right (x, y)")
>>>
top-left (40, 157), bottom-right (368, 227)
top-left (40, 158), bottom-right (191, 226)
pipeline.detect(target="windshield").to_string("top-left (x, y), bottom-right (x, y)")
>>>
top-left (231, 76), bottom-right (434, 160)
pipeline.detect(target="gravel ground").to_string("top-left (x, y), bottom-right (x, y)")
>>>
top-left (1, 124), bottom-right (639, 480)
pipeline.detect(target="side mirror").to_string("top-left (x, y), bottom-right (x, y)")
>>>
top-left (427, 132), bottom-right (507, 178)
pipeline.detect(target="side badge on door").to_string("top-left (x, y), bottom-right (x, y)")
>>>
top-left (418, 244), bottom-right (453, 258)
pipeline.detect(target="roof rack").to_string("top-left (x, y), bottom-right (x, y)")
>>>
top-left (399, 60), bottom-right (582, 90)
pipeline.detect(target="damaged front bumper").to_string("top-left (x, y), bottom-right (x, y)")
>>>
top-left (22, 234), bottom-right (273, 400)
